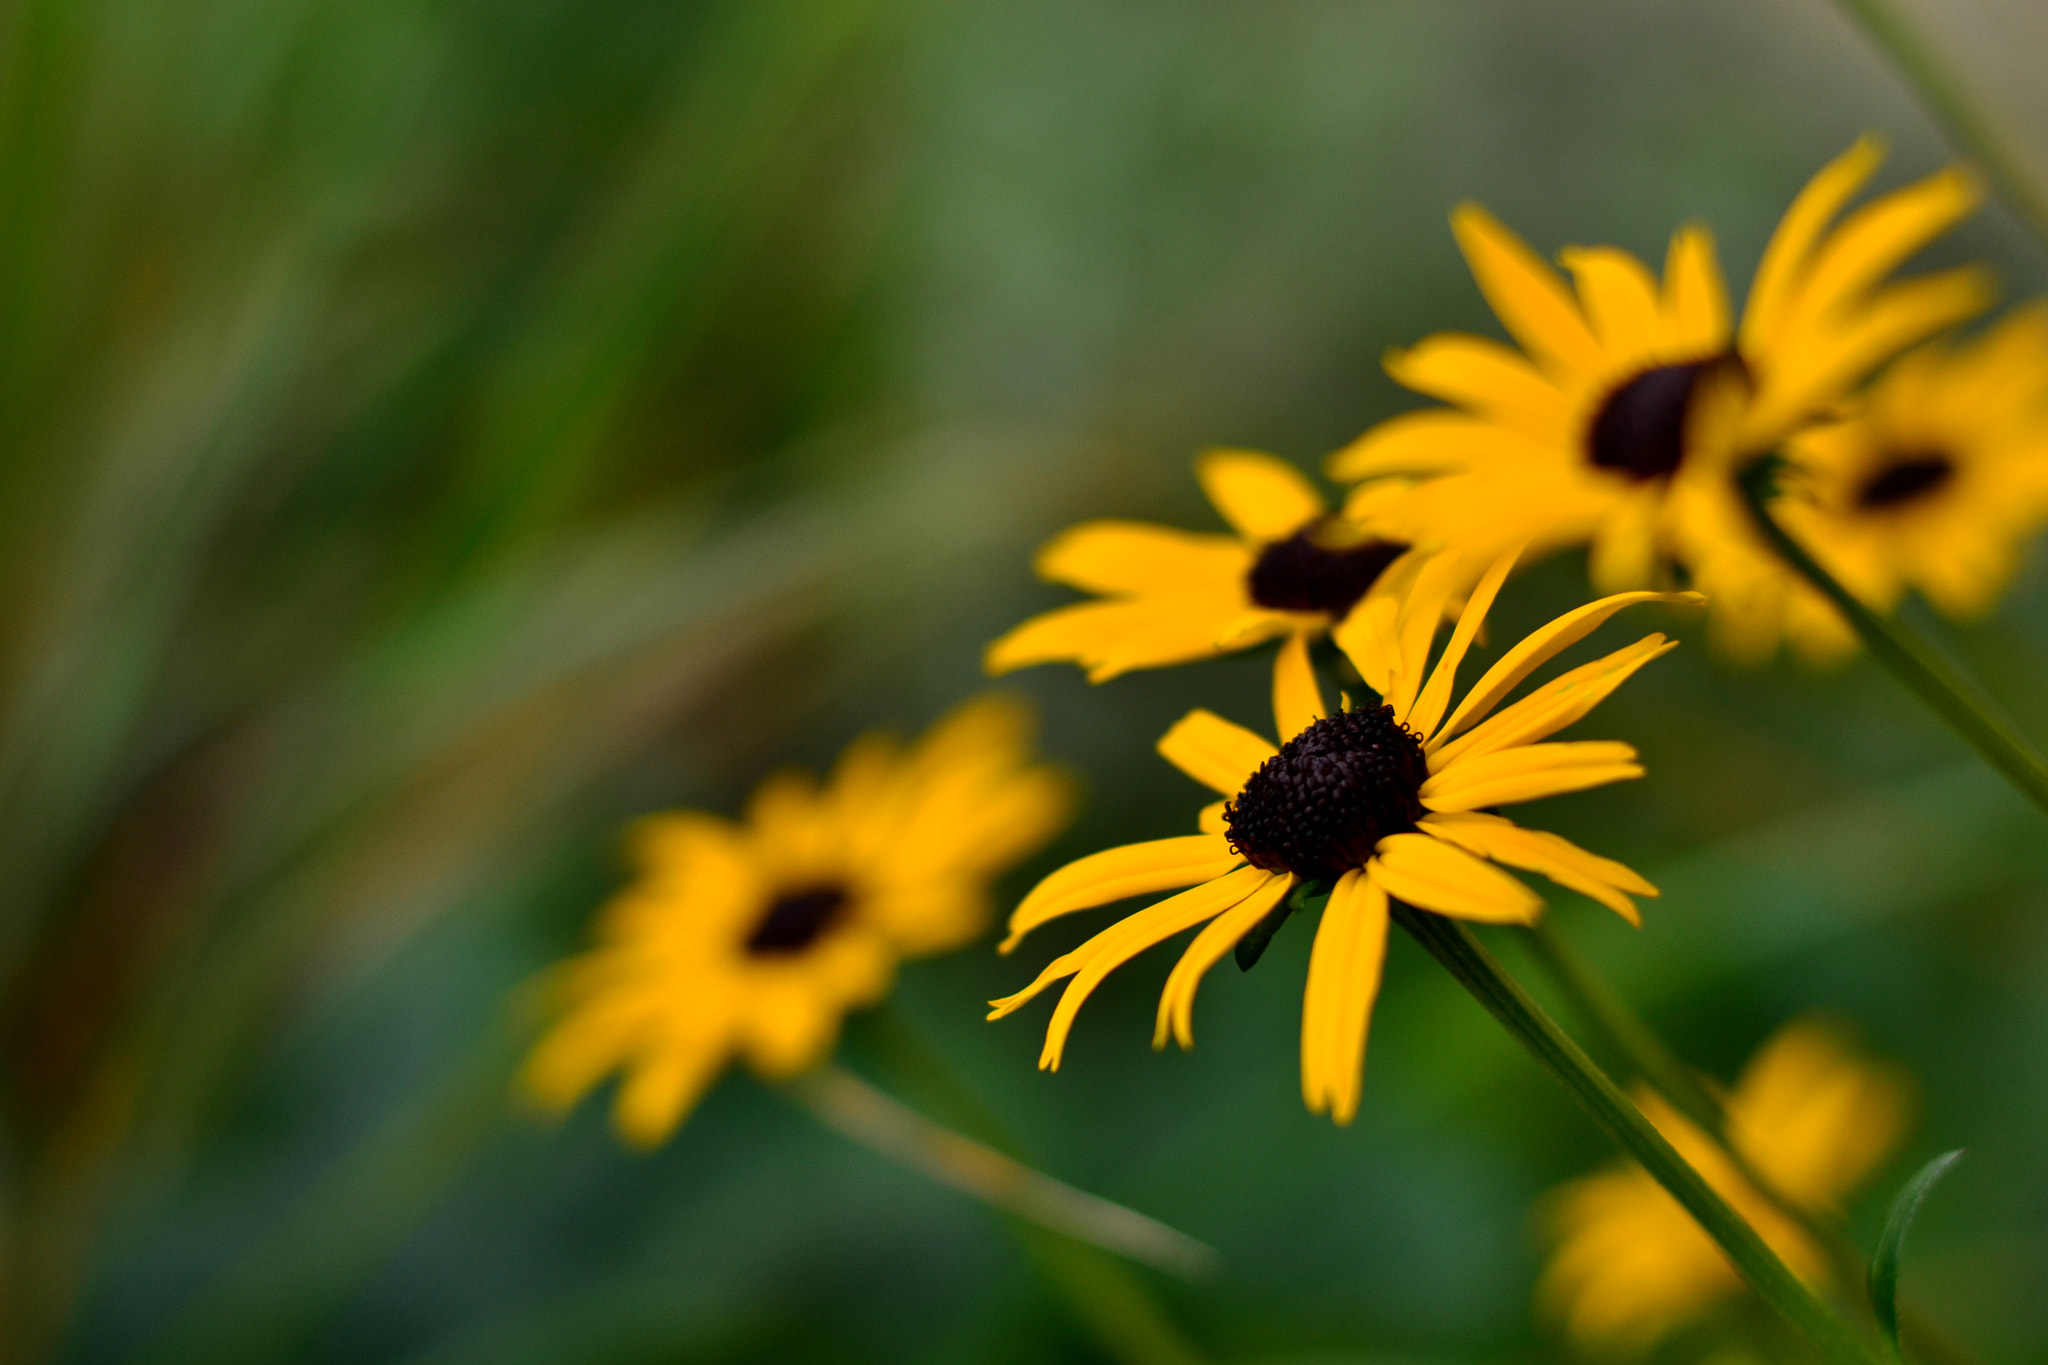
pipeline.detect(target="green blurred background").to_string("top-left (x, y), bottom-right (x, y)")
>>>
top-left (5, 0), bottom-right (2048, 1361)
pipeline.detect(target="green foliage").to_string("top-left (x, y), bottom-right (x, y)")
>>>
top-left (0, 0), bottom-right (2040, 1362)
top-left (1870, 1149), bottom-right (1966, 1360)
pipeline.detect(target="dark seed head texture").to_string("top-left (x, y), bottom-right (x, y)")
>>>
top-left (1247, 524), bottom-right (1410, 617)
top-left (746, 885), bottom-right (850, 955)
top-left (1588, 356), bottom-right (1729, 481)
top-left (1225, 704), bottom-right (1429, 881)
top-left (1857, 452), bottom-right (1955, 509)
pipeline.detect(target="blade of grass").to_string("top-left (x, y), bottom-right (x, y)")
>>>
top-left (1871, 1149), bottom-right (1965, 1360)
top-left (441, 0), bottom-right (896, 566)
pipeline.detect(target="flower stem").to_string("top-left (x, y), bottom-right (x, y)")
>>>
top-left (1391, 903), bottom-right (1885, 1365)
top-left (786, 1064), bottom-right (1216, 1281)
top-left (1737, 459), bottom-right (2048, 820)
top-left (841, 1005), bottom-right (1212, 1365)
top-left (1521, 918), bottom-right (1867, 1269)
top-left (1830, 0), bottom-right (2048, 253)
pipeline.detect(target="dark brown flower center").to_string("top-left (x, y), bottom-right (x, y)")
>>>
top-left (745, 885), bottom-right (850, 955)
top-left (1588, 356), bottom-right (1728, 481)
top-left (1247, 522), bottom-right (1410, 618)
top-left (1224, 705), bottom-right (1428, 881)
top-left (1856, 452), bottom-right (1955, 509)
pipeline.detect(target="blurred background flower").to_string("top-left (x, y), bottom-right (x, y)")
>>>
top-left (3, 1), bottom-right (2048, 1362)
top-left (1538, 1016), bottom-right (1912, 1354)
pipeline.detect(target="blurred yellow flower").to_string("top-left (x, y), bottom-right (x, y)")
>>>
top-left (991, 549), bottom-right (1690, 1125)
top-left (520, 696), bottom-right (1072, 1147)
top-left (1711, 306), bottom-right (2048, 661)
top-left (1329, 138), bottom-right (1988, 644)
top-left (1539, 1017), bottom-right (1913, 1353)
top-left (986, 449), bottom-right (1425, 681)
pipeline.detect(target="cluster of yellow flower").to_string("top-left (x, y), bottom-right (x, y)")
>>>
top-left (522, 138), bottom-right (2021, 1356)
top-left (995, 136), bottom-right (2048, 673)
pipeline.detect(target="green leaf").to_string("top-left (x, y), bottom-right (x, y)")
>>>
top-left (1235, 881), bottom-right (1330, 972)
top-left (1869, 1148), bottom-right (1965, 1359)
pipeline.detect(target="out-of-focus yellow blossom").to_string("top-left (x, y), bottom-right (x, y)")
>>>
top-left (1709, 305), bottom-right (2048, 661)
top-left (1330, 137), bottom-right (1989, 658)
top-left (992, 546), bottom-right (1691, 1125)
top-left (986, 449), bottom-right (1428, 681)
top-left (1539, 1017), bottom-right (1913, 1352)
top-left (520, 697), bottom-right (1071, 1147)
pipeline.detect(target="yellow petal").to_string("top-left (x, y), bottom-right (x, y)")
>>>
top-left (1272, 630), bottom-right (1327, 740)
top-left (1586, 487), bottom-right (1662, 594)
top-left (1561, 246), bottom-right (1661, 357)
top-left (1367, 832), bottom-right (1542, 924)
top-left (1408, 546), bottom-right (1518, 741)
top-left (1034, 520), bottom-right (1251, 594)
top-left (1382, 332), bottom-right (1571, 438)
top-left (989, 866), bottom-right (1279, 1071)
top-left (1421, 741), bottom-right (1644, 812)
top-left (1332, 589), bottom-right (1401, 701)
top-left (1741, 136), bottom-right (1886, 353)
top-left (1780, 165), bottom-right (1982, 337)
top-left (1000, 834), bottom-right (1241, 951)
top-left (1728, 1019), bottom-right (1913, 1205)
top-left (1421, 812), bottom-right (1654, 925)
top-left (1196, 448), bottom-right (1325, 542)
top-left (1198, 800), bottom-right (1228, 835)
top-left (1157, 708), bottom-right (1276, 794)
top-left (1154, 870), bottom-right (1294, 1049)
top-left (1326, 408), bottom-right (1554, 483)
top-left (1432, 634), bottom-right (1677, 768)
top-left (612, 1035), bottom-right (728, 1149)
top-left (1662, 224), bottom-right (1730, 354)
top-left (1748, 267), bottom-right (1994, 439)
top-left (1436, 592), bottom-right (1704, 743)
top-left (984, 596), bottom-right (1247, 682)
top-left (520, 996), bottom-right (656, 1115)
top-left (1386, 546), bottom-right (1476, 722)
top-left (1213, 608), bottom-right (1298, 651)
top-left (1451, 203), bottom-right (1606, 380)
top-left (1300, 869), bottom-right (1389, 1125)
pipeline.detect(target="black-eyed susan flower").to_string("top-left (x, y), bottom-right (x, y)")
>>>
top-left (986, 449), bottom-right (1425, 681)
top-left (1713, 305), bottom-right (2048, 661)
top-left (990, 548), bottom-right (1695, 1124)
top-left (1539, 1018), bottom-right (1911, 1353)
top-left (521, 697), bottom-right (1071, 1147)
top-left (1329, 138), bottom-right (1990, 621)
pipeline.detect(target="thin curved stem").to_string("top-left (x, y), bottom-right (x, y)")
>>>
top-left (843, 1004), bottom-right (1211, 1365)
top-left (1831, 0), bottom-right (2048, 252)
top-left (1522, 920), bottom-right (1866, 1270)
top-left (1738, 459), bottom-right (2048, 820)
top-left (786, 1065), bottom-right (1216, 1281)
top-left (1393, 904), bottom-right (1885, 1365)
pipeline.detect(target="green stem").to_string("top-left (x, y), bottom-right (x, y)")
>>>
top-left (1391, 904), bottom-right (1885, 1365)
top-left (1521, 919), bottom-right (1867, 1272)
top-left (1830, 0), bottom-right (2048, 253)
top-left (843, 1004), bottom-right (1210, 1365)
top-left (785, 1065), bottom-right (1215, 1281)
top-left (1521, 919), bottom-right (1724, 1135)
top-left (1738, 459), bottom-right (2048, 820)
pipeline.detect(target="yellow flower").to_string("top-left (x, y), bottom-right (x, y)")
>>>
top-left (986, 449), bottom-right (1425, 681)
top-left (1713, 305), bottom-right (2048, 661)
top-left (990, 549), bottom-right (1694, 1124)
top-left (1329, 138), bottom-right (1989, 620)
top-left (1538, 1017), bottom-right (1912, 1354)
top-left (520, 696), bottom-right (1072, 1147)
